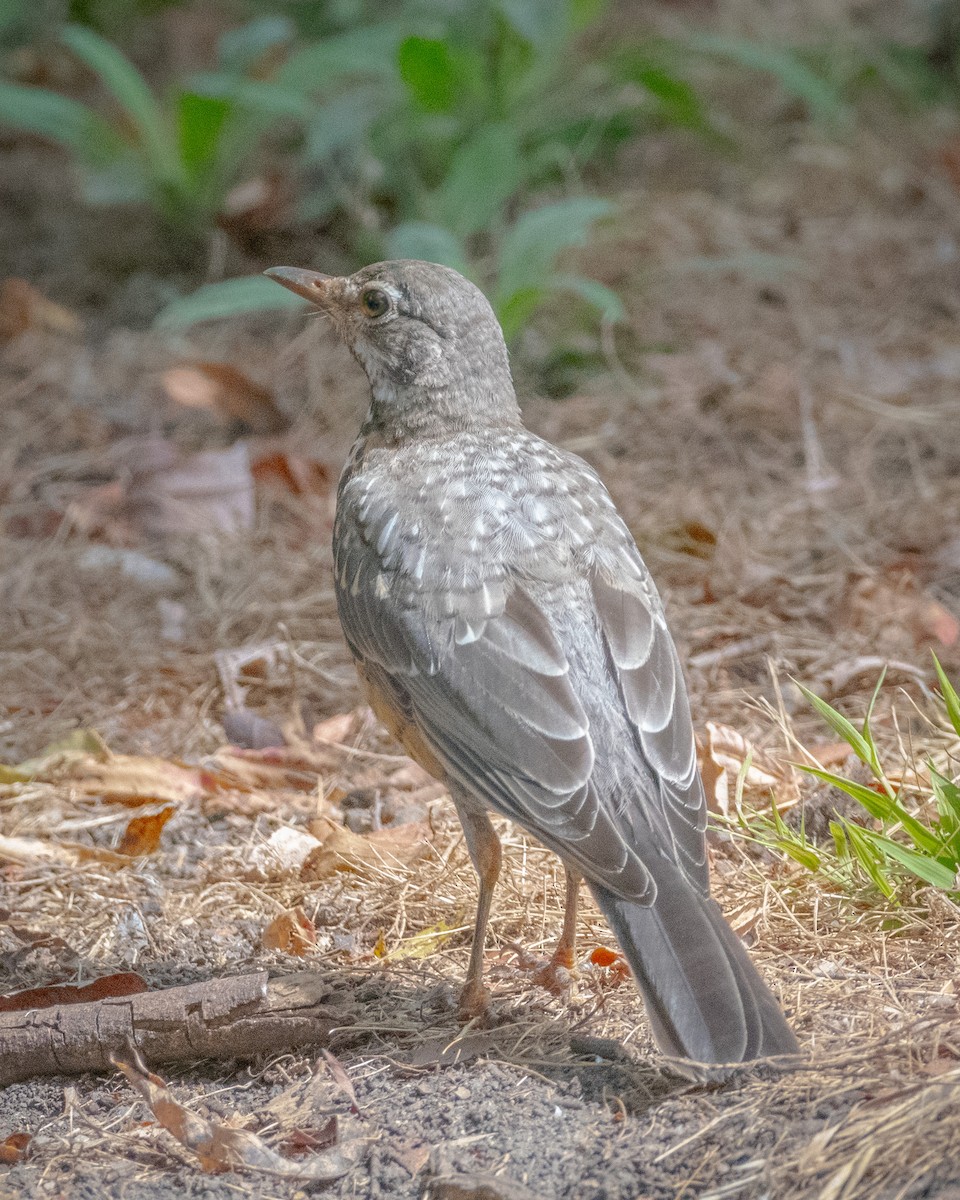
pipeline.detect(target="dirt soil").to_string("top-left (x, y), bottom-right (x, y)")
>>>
top-left (4, 16), bottom-right (960, 1200)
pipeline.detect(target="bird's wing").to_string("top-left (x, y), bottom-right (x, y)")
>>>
top-left (335, 468), bottom-right (706, 901)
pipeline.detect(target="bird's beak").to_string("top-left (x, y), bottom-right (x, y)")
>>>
top-left (263, 266), bottom-right (334, 307)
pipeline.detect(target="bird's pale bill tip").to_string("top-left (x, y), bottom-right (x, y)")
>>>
top-left (263, 266), bottom-right (333, 303)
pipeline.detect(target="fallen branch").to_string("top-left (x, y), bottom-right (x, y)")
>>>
top-left (0, 971), bottom-right (346, 1086)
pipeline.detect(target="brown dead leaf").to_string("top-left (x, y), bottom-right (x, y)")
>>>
top-left (122, 437), bottom-right (255, 539)
top-left (278, 1117), bottom-right (339, 1157)
top-left (388, 1138), bottom-right (431, 1178)
top-left (321, 1050), bottom-right (360, 1114)
top-left (0, 972), bottom-right (147, 1014)
top-left (249, 827), bottom-right (323, 879)
top-left (405, 1031), bottom-right (501, 1070)
top-left (251, 452), bottom-right (330, 496)
top-left (807, 742), bottom-right (855, 768)
top-left (301, 816), bottom-right (428, 881)
top-left (847, 572), bottom-right (959, 651)
top-left (221, 707), bottom-right (286, 750)
top-left (0, 1133), bottom-right (31, 1165)
top-left (116, 806), bottom-right (175, 856)
top-left (0, 277), bottom-right (80, 342)
top-left (163, 362), bottom-right (289, 436)
top-left (589, 946), bottom-right (622, 968)
top-left (0, 834), bottom-right (129, 869)
top-left (312, 711), bottom-right (364, 745)
top-left (111, 1044), bottom-right (356, 1181)
top-left (424, 1169), bottom-right (540, 1200)
top-left (262, 908), bottom-right (317, 956)
top-left (218, 171), bottom-right (289, 237)
top-left (699, 721), bottom-right (797, 817)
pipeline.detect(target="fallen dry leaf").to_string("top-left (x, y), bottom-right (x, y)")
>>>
top-left (321, 1050), bottom-right (360, 1114)
top-left (0, 1133), bottom-right (31, 1165)
top-left (251, 452), bottom-right (330, 496)
top-left (846, 571), bottom-right (960, 651)
top-left (116, 806), bottom-right (175, 856)
top-left (249, 827), bottom-right (323, 879)
top-left (278, 1117), bottom-right (339, 1157)
top-left (111, 1044), bottom-right (356, 1181)
top-left (0, 972), bottom-right (147, 1014)
top-left (0, 277), bottom-right (80, 342)
top-left (301, 816), bottom-right (428, 881)
top-left (423, 1169), bottom-right (540, 1200)
top-left (221, 707), bottom-right (286, 750)
top-left (163, 362), bottom-right (289, 436)
top-left (262, 908), bottom-right (317, 956)
top-left (312, 710), bottom-right (364, 746)
top-left (0, 834), bottom-right (129, 869)
top-left (699, 721), bottom-right (797, 818)
top-left (122, 437), bottom-right (255, 539)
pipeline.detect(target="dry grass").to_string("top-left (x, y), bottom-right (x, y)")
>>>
top-left (3, 43), bottom-right (960, 1198)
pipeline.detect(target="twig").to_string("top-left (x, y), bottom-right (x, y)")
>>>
top-left (0, 971), bottom-right (349, 1086)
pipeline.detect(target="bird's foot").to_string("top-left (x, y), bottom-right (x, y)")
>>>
top-left (457, 979), bottom-right (493, 1025)
top-left (530, 949), bottom-right (576, 996)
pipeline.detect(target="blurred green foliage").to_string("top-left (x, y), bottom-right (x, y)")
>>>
top-left (3, 0), bottom-right (957, 338)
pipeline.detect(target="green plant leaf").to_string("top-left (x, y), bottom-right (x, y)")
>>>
top-left (932, 653), bottom-right (960, 739)
top-left (681, 33), bottom-right (850, 127)
top-left (398, 36), bottom-right (460, 113)
top-left (62, 25), bottom-right (181, 185)
top-left (279, 23), bottom-right (402, 91)
top-left (177, 92), bottom-right (231, 179)
top-left (841, 822), bottom-right (896, 898)
top-left (627, 61), bottom-right (707, 130)
top-left (931, 767), bottom-right (960, 825)
top-left (794, 681), bottom-right (875, 769)
top-left (800, 766), bottom-right (940, 855)
top-left (852, 826), bottom-right (957, 891)
top-left (434, 123), bottom-right (523, 237)
top-left (155, 276), bottom-right (306, 329)
top-left (189, 74), bottom-right (315, 121)
top-left (0, 80), bottom-right (120, 164)
top-left (385, 223), bottom-right (469, 275)
top-left (303, 87), bottom-right (380, 163)
top-left (551, 273), bottom-right (625, 323)
top-left (496, 196), bottom-right (614, 304)
top-left (496, 285), bottom-right (546, 341)
top-left (217, 15), bottom-right (294, 73)
top-left (497, 0), bottom-right (562, 46)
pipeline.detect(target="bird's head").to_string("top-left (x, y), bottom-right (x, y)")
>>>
top-left (265, 259), bottom-right (520, 439)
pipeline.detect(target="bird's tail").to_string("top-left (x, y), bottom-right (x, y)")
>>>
top-left (588, 864), bottom-right (798, 1064)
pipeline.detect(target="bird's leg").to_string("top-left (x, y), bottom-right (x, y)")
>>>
top-left (455, 803), bottom-right (502, 1022)
top-left (533, 865), bottom-right (582, 994)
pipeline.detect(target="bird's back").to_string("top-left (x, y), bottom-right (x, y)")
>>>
top-left (333, 425), bottom-right (709, 899)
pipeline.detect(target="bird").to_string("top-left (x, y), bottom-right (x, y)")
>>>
top-left (265, 258), bottom-right (798, 1064)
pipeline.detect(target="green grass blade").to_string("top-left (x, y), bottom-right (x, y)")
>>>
top-left (550, 274), bottom-right (625, 323)
top-left (794, 680), bottom-right (875, 768)
top-left (434, 123), bottom-right (524, 237)
top-left (930, 767), bottom-right (960, 824)
top-left (0, 80), bottom-right (119, 164)
top-left (853, 826), bottom-right (957, 891)
top-left (681, 33), bottom-right (850, 128)
top-left (386, 223), bottom-right (469, 274)
top-left (842, 821), bottom-right (896, 898)
top-left (278, 24), bottom-right (401, 93)
top-left (496, 196), bottom-right (614, 305)
top-left (62, 25), bottom-right (181, 184)
top-left (800, 765), bottom-right (940, 854)
top-left (932, 653), bottom-right (960, 739)
top-left (155, 276), bottom-right (306, 329)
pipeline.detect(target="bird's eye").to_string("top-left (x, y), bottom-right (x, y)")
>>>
top-left (361, 288), bottom-right (390, 318)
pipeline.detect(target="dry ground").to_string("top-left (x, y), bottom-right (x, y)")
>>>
top-left (4, 23), bottom-right (960, 1199)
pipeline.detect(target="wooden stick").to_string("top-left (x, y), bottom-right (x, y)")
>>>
top-left (0, 971), bottom-right (344, 1086)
